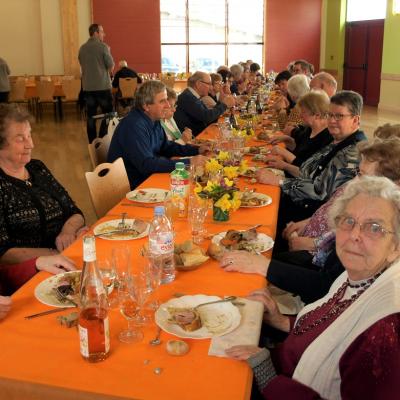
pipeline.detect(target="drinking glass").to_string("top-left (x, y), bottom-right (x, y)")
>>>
top-left (97, 259), bottom-right (118, 308)
top-left (131, 271), bottom-right (153, 326)
top-left (145, 255), bottom-right (163, 311)
top-left (118, 275), bottom-right (143, 343)
top-left (112, 245), bottom-right (131, 280)
top-left (188, 195), bottom-right (209, 244)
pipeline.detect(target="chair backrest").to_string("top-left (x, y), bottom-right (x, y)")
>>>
top-left (88, 135), bottom-right (111, 169)
top-left (62, 79), bottom-right (81, 101)
top-left (107, 116), bottom-right (120, 138)
top-left (119, 77), bottom-right (137, 98)
top-left (8, 80), bottom-right (26, 102)
top-left (85, 157), bottom-right (130, 218)
top-left (36, 80), bottom-right (55, 101)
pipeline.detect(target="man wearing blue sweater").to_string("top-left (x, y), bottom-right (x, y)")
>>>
top-left (108, 80), bottom-right (207, 189)
top-left (174, 71), bottom-right (235, 136)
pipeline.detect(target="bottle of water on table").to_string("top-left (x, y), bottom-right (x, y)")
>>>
top-left (148, 206), bottom-right (175, 284)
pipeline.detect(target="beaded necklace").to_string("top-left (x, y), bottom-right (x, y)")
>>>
top-left (293, 267), bottom-right (387, 336)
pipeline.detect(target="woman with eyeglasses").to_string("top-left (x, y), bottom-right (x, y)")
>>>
top-left (220, 134), bottom-right (400, 304)
top-left (257, 90), bottom-right (367, 229)
top-left (161, 87), bottom-right (193, 144)
top-left (224, 176), bottom-right (400, 399)
top-left (264, 90), bottom-right (333, 177)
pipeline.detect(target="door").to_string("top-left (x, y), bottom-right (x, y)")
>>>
top-left (343, 20), bottom-right (384, 106)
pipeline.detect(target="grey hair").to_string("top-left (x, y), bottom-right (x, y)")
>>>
top-left (230, 64), bottom-right (244, 80)
top-left (330, 90), bottom-right (363, 116)
top-left (188, 71), bottom-right (208, 88)
top-left (329, 176), bottom-right (400, 242)
top-left (134, 80), bottom-right (166, 110)
top-left (311, 72), bottom-right (337, 91)
top-left (287, 74), bottom-right (310, 101)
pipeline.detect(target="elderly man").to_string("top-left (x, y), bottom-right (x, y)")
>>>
top-left (79, 23), bottom-right (115, 143)
top-left (108, 80), bottom-right (206, 189)
top-left (293, 59), bottom-right (314, 77)
top-left (310, 72), bottom-right (337, 98)
top-left (174, 71), bottom-right (235, 136)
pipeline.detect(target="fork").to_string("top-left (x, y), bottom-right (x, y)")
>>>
top-left (118, 212), bottom-right (128, 230)
top-left (55, 287), bottom-right (78, 307)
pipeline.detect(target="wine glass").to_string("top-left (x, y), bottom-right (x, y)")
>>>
top-left (188, 195), bottom-right (209, 244)
top-left (131, 271), bottom-right (153, 326)
top-left (145, 255), bottom-right (163, 311)
top-left (97, 259), bottom-right (118, 308)
top-left (118, 275), bottom-right (143, 343)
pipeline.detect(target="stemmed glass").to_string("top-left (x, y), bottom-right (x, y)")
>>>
top-left (146, 255), bottom-right (163, 311)
top-left (188, 194), bottom-right (209, 244)
top-left (130, 271), bottom-right (153, 326)
top-left (118, 275), bottom-right (143, 343)
top-left (97, 259), bottom-right (118, 308)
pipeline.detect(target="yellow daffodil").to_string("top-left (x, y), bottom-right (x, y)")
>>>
top-left (216, 151), bottom-right (230, 162)
top-left (223, 166), bottom-right (239, 179)
top-left (214, 193), bottom-right (232, 211)
top-left (205, 158), bottom-right (223, 174)
top-left (239, 160), bottom-right (249, 174)
top-left (223, 177), bottom-right (234, 187)
top-left (194, 182), bottom-right (203, 194)
top-left (231, 191), bottom-right (242, 211)
top-left (203, 180), bottom-right (218, 193)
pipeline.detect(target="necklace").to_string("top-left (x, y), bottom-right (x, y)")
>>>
top-left (293, 267), bottom-right (387, 336)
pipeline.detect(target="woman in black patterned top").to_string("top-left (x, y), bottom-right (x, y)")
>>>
top-left (0, 104), bottom-right (86, 264)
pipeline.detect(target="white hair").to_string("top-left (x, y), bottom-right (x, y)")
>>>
top-left (287, 74), bottom-right (310, 101)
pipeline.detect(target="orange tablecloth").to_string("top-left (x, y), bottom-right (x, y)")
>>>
top-left (0, 126), bottom-right (280, 400)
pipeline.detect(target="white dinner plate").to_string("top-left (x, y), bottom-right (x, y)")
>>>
top-left (126, 188), bottom-right (170, 203)
top-left (211, 231), bottom-right (274, 253)
top-left (34, 271), bottom-right (81, 308)
top-left (93, 219), bottom-right (149, 241)
top-left (155, 295), bottom-right (241, 339)
top-left (240, 193), bottom-right (272, 208)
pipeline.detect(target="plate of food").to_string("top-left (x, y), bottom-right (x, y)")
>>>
top-left (93, 219), bottom-right (149, 240)
top-left (243, 146), bottom-right (270, 155)
top-left (126, 188), bottom-right (170, 203)
top-left (240, 192), bottom-right (272, 208)
top-left (34, 271), bottom-right (81, 308)
top-left (239, 166), bottom-right (259, 179)
top-left (211, 228), bottom-right (274, 253)
top-left (155, 295), bottom-right (241, 339)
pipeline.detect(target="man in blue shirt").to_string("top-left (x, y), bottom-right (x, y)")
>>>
top-left (108, 80), bottom-right (208, 189)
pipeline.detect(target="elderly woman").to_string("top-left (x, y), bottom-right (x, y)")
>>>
top-left (265, 90), bottom-right (332, 177)
top-left (226, 176), bottom-right (400, 399)
top-left (276, 74), bottom-right (310, 133)
top-left (258, 91), bottom-right (366, 228)
top-left (222, 136), bottom-right (400, 304)
top-left (0, 104), bottom-right (86, 264)
top-left (161, 87), bottom-right (192, 144)
top-left (201, 73), bottom-right (223, 109)
top-left (229, 64), bottom-right (244, 95)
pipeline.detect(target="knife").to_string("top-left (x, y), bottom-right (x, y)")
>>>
top-left (25, 307), bottom-right (72, 319)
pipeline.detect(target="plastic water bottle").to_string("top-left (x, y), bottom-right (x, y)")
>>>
top-left (148, 206), bottom-right (175, 284)
top-left (170, 162), bottom-right (190, 218)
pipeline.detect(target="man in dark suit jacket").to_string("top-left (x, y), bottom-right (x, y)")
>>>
top-left (174, 71), bottom-right (235, 136)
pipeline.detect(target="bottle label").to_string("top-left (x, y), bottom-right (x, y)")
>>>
top-left (171, 179), bottom-right (189, 198)
top-left (79, 325), bottom-right (89, 357)
top-left (83, 236), bottom-right (96, 262)
top-left (149, 232), bottom-right (174, 254)
top-left (104, 317), bottom-right (110, 353)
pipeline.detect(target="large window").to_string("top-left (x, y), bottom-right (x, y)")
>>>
top-left (160, 0), bottom-right (264, 73)
top-left (346, 0), bottom-right (387, 22)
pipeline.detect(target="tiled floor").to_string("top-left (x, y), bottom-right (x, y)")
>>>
top-left (31, 105), bottom-right (400, 227)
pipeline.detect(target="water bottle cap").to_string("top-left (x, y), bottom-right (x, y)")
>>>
top-left (175, 162), bottom-right (185, 170)
top-left (154, 206), bottom-right (165, 216)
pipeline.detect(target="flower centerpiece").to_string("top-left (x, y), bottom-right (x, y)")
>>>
top-left (194, 153), bottom-right (245, 221)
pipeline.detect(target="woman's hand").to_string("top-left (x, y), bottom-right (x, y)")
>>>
top-left (256, 168), bottom-right (281, 186)
top-left (0, 296), bottom-right (12, 320)
top-left (282, 219), bottom-right (309, 240)
top-left (248, 288), bottom-right (290, 332)
top-left (225, 345), bottom-right (264, 361)
top-left (36, 254), bottom-right (76, 275)
top-left (288, 236), bottom-right (316, 252)
top-left (181, 128), bottom-right (193, 143)
top-left (220, 251), bottom-right (270, 276)
top-left (265, 155), bottom-right (287, 171)
top-left (55, 231), bottom-right (76, 251)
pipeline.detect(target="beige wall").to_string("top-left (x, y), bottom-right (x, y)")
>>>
top-left (0, 0), bottom-right (91, 76)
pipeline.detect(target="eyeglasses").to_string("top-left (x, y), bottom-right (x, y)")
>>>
top-left (327, 113), bottom-right (354, 121)
top-left (335, 215), bottom-right (395, 239)
top-left (200, 81), bottom-right (212, 86)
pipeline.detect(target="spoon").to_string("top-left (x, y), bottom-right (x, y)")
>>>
top-left (194, 296), bottom-right (237, 310)
top-left (149, 326), bottom-right (162, 346)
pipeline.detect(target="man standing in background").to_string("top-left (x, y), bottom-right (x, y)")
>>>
top-left (0, 58), bottom-right (10, 103)
top-left (78, 23), bottom-right (114, 143)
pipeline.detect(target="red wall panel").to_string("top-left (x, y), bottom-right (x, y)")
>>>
top-left (92, 0), bottom-right (161, 73)
top-left (265, 0), bottom-right (321, 73)
top-left (92, 0), bottom-right (321, 74)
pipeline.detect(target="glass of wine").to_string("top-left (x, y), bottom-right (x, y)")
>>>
top-left (97, 259), bottom-right (118, 308)
top-left (118, 275), bottom-right (143, 343)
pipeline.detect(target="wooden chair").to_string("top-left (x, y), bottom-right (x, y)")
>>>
top-left (61, 78), bottom-right (82, 117)
top-left (85, 157), bottom-right (130, 218)
top-left (8, 80), bottom-right (28, 105)
top-left (36, 80), bottom-right (57, 120)
top-left (87, 133), bottom-right (112, 169)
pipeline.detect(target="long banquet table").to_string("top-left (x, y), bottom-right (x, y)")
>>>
top-left (0, 124), bottom-right (280, 400)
